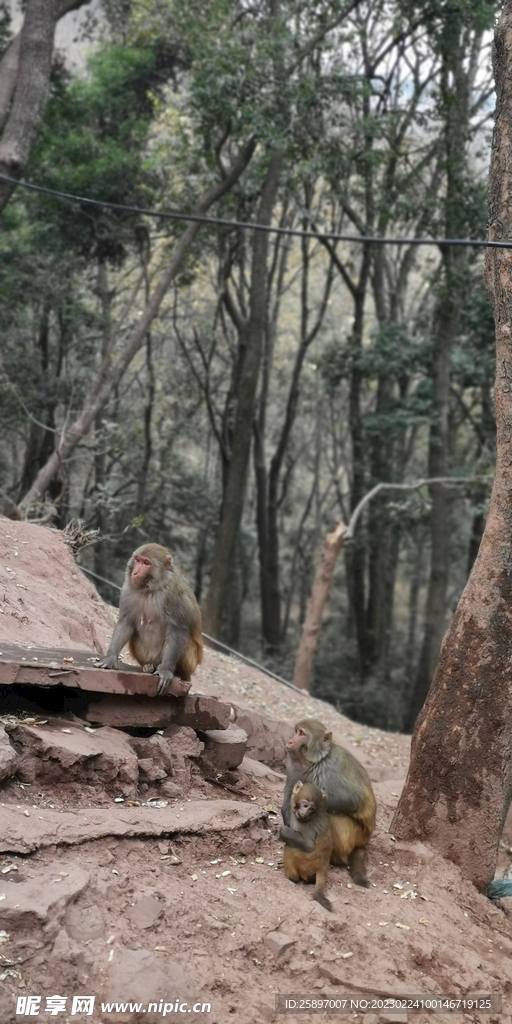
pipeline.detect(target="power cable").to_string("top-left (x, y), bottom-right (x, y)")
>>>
top-left (0, 171), bottom-right (508, 250)
top-left (79, 563), bottom-right (305, 694)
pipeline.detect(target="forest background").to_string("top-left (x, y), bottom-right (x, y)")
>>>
top-left (0, 0), bottom-right (499, 734)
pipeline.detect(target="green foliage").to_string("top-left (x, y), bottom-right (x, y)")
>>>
top-left (397, 0), bottom-right (497, 38)
top-left (29, 45), bottom-right (169, 260)
top-left (320, 323), bottom-right (428, 387)
top-left (451, 281), bottom-right (495, 388)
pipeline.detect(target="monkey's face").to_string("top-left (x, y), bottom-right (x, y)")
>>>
top-left (130, 553), bottom-right (153, 587)
top-left (293, 796), bottom-right (317, 821)
top-left (286, 725), bottom-right (309, 761)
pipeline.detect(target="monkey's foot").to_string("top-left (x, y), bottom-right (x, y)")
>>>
top-left (155, 673), bottom-right (192, 697)
top-left (142, 663), bottom-right (156, 673)
top-left (166, 677), bottom-right (192, 697)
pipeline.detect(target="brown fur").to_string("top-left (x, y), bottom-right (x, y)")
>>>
top-left (282, 719), bottom-right (376, 887)
top-left (100, 543), bottom-right (203, 695)
top-left (281, 782), bottom-right (333, 911)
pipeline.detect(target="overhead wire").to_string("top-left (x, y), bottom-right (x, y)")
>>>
top-left (0, 171), bottom-right (508, 249)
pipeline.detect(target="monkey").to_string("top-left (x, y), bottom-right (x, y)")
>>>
top-left (281, 718), bottom-right (376, 887)
top-left (99, 543), bottom-right (203, 697)
top-left (281, 781), bottom-right (333, 911)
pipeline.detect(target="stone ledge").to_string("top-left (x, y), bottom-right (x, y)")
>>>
top-left (0, 799), bottom-right (267, 854)
top-left (84, 692), bottom-right (231, 731)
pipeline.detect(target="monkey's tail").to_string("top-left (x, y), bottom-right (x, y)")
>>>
top-left (487, 879), bottom-right (512, 900)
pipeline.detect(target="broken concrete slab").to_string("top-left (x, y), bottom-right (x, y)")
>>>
top-left (0, 800), bottom-right (267, 854)
top-left (0, 725), bottom-right (17, 782)
top-left (0, 864), bottom-right (90, 946)
top-left (85, 692), bottom-right (231, 731)
top-left (0, 642), bottom-right (160, 695)
top-left (7, 718), bottom-right (138, 793)
top-left (231, 705), bottom-right (292, 766)
top-left (200, 725), bottom-right (248, 771)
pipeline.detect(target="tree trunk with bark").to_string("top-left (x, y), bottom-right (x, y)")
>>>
top-left (0, 0), bottom-right (93, 213)
top-left (202, 150), bottom-right (282, 640)
top-left (292, 522), bottom-right (347, 690)
top-left (391, 1), bottom-right (512, 890)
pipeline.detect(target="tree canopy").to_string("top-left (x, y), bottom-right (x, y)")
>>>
top-left (0, 0), bottom-right (500, 737)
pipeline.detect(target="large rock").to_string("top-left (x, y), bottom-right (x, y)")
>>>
top-left (0, 724), bottom-right (17, 782)
top-left (7, 718), bottom-right (138, 794)
top-left (84, 692), bottom-right (231, 731)
top-left (200, 725), bottom-right (247, 772)
top-left (231, 705), bottom-right (292, 766)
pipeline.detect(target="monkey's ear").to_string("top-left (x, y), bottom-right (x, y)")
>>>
top-left (164, 554), bottom-right (173, 569)
top-left (292, 781), bottom-right (303, 794)
top-left (323, 731), bottom-right (333, 743)
top-left (321, 790), bottom-right (328, 802)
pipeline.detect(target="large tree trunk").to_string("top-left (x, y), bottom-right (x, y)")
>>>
top-left (0, 0), bottom-right (93, 212)
top-left (391, 1), bottom-right (512, 890)
top-left (202, 150), bottom-right (282, 640)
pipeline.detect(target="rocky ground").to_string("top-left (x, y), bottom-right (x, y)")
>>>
top-left (0, 519), bottom-right (511, 1024)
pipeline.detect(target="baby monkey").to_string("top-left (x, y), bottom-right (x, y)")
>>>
top-left (280, 781), bottom-right (333, 911)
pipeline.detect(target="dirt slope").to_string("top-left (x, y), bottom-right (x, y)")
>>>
top-left (0, 518), bottom-right (510, 1024)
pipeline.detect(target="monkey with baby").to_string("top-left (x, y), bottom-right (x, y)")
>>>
top-left (280, 719), bottom-right (376, 910)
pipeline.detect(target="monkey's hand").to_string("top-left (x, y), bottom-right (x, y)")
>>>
top-left (156, 668), bottom-right (174, 696)
top-left (98, 654), bottom-right (118, 670)
top-left (279, 825), bottom-right (315, 853)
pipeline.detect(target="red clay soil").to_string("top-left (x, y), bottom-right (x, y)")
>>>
top-left (0, 518), bottom-right (511, 1024)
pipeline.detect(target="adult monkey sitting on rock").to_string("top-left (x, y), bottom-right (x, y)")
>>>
top-left (99, 543), bottom-right (203, 697)
top-left (281, 718), bottom-right (376, 887)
